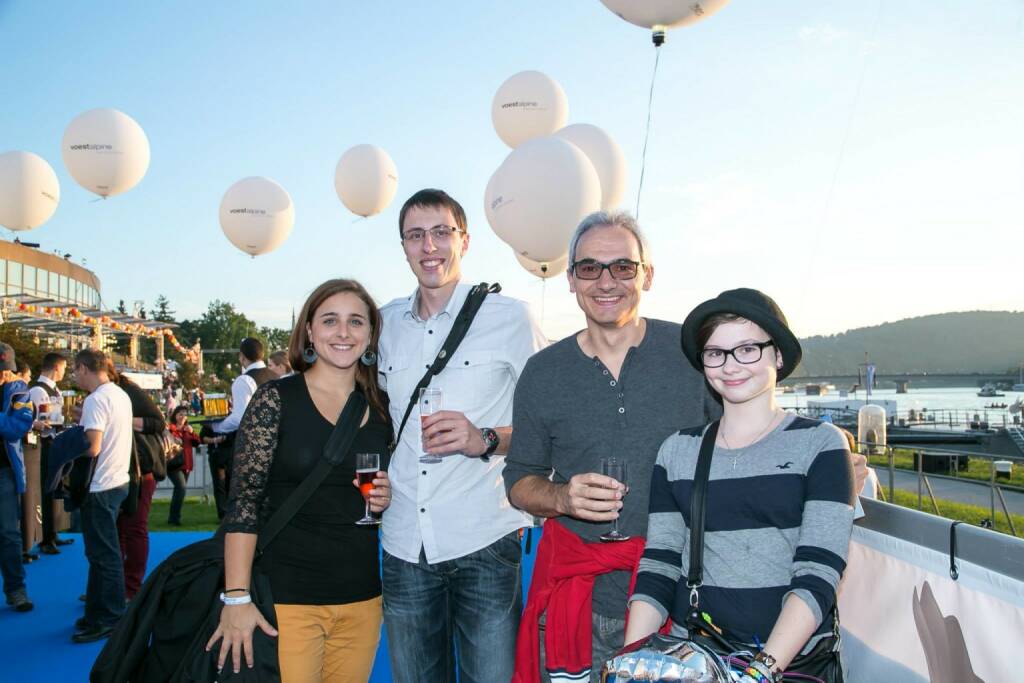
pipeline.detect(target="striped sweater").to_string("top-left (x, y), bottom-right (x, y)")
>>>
top-left (631, 413), bottom-right (854, 651)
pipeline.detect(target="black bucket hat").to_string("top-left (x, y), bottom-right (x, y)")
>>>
top-left (680, 288), bottom-right (802, 381)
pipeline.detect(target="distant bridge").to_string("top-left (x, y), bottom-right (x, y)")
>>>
top-left (781, 372), bottom-right (1017, 388)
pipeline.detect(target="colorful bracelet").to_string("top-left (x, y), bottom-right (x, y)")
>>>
top-left (743, 666), bottom-right (772, 683)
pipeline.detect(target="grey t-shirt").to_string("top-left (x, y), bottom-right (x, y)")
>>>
top-left (504, 318), bottom-right (721, 617)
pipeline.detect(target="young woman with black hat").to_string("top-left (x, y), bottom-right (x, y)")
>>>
top-left (624, 289), bottom-right (855, 682)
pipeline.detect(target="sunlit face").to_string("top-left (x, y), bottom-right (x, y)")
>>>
top-left (72, 364), bottom-right (96, 393)
top-left (401, 205), bottom-right (468, 293)
top-left (568, 225), bottom-right (653, 329)
top-left (268, 360), bottom-right (288, 377)
top-left (702, 319), bottom-right (783, 405)
top-left (306, 292), bottom-right (372, 370)
top-left (53, 361), bottom-right (67, 382)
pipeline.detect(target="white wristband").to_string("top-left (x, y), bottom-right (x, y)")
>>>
top-left (219, 592), bottom-right (252, 606)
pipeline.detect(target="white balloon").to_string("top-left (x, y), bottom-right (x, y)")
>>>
top-left (61, 108), bottom-right (150, 198)
top-left (514, 251), bottom-right (568, 280)
top-left (599, 0), bottom-right (731, 30)
top-left (491, 71), bottom-right (569, 148)
top-left (554, 124), bottom-right (627, 210)
top-left (0, 151), bottom-right (60, 231)
top-left (334, 144), bottom-right (399, 217)
top-left (485, 137), bottom-right (601, 262)
top-left (219, 177), bottom-right (295, 256)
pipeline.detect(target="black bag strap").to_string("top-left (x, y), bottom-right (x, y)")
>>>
top-left (256, 389), bottom-right (368, 554)
top-left (686, 420), bottom-right (720, 607)
top-left (389, 282), bottom-right (500, 452)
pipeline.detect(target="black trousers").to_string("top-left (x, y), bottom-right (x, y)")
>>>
top-left (208, 449), bottom-right (231, 521)
top-left (40, 438), bottom-right (58, 543)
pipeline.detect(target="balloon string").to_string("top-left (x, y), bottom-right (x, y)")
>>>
top-left (540, 278), bottom-right (547, 328)
top-left (351, 216), bottom-right (367, 224)
top-left (635, 44), bottom-right (662, 221)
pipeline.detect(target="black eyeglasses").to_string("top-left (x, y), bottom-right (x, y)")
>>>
top-left (701, 341), bottom-right (775, 368)
top-left (401, 225), bottom-right (465, 243)
top-left (570, 258), bottom-right (642, 281)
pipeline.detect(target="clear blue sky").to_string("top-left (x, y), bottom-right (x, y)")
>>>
top-left (2, 0), bottom-right (1021, 341)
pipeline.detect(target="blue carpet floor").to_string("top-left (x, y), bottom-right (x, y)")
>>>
top-left (1, 530), bottom-right (540, 681)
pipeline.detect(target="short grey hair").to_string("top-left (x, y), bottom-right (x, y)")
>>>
top-left (567, 210), bottom-right (651, 266)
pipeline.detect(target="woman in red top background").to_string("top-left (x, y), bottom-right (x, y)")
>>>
top-left (166, 405), bottom-right (222, 525)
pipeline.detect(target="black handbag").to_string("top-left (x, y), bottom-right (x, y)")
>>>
top-left (683, 422), bottom-right (844, 683)
top-left (91, 390), bottom-right (368, 683)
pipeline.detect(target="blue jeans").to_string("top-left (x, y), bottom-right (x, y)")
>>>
top-left (0, 468), bottom-right (26, 597)
top-left (81, 484), bottom-right (129, 627)
top-left (383, 531), bottom-right (522, 683)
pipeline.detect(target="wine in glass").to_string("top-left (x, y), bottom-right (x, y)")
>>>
top-left (599, 457), bottom-right (630, 542)
top-left (419, 387), bottom-right (443, 464)
top-left (355, 453), bottom-right (381, 526)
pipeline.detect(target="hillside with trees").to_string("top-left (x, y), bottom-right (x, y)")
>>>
top-left (795, 311), bottom-right (1024, 376)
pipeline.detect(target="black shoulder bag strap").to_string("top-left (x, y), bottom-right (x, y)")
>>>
top-left (687, 420), bottom-right (720, 608)
top-left (389, 282), bottom-right (500, 452)
top-left (256, 390), bottom-right (368, 554)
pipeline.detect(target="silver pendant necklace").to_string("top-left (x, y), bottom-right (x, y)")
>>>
top-left (721, 409), bottom-right (782, 470)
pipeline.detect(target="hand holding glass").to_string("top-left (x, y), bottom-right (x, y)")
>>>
top-left (355, 453), bottom-right (381, 526)
top-left (419, 388), bottom-right (443, 464)
top-left (600, 458), bottom-right (630, 542)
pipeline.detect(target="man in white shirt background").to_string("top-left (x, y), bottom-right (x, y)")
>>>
top-left (378, 188), bottom-right (547, 683)
top-left (71, 349), bottom-right (133, 643)
top-left (27, 352), bottom-right (73, 555)
top-left (209, 338), bottom-right (274, 519)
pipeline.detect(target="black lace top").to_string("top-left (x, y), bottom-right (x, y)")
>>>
top-left (223, 373), bottom-right (390, 605)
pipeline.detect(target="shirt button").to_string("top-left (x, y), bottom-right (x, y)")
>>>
top-left (603, 370), bottom-right (609, 375)
top-left (425, 364), bottom-right (430, 369)
top-left (420, 508), bottom-right (426, 513)
top-left (618, 407), bottom-right (625, 414)
top-left (428, 330), bottom-right (433, 334)
top-left (618, 393), bottom-right (624, 398)
top-left (610, 380), bottom-right (616, 387)
top-left (421, 470), bottom-right (427, 475)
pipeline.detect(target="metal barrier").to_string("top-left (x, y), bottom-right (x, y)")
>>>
top-left (153, 445), bottom-right (215, 503)
top-left (862, 440), bottom-right (1021, 537)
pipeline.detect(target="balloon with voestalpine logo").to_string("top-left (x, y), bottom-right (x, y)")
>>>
top-left (219, 177), bottom-right (295, 257)
top-left (485, 136), bottom-right (600, 263)
top-left (0, 151), bottom-right (60, 231)
top-left (491, 71), bottom-right (569, 149)
top-left (61, 108), bottom-right (150, 198)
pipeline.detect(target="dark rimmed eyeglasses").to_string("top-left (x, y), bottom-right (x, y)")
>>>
top-left (701, 341), bottom-right (775, 368)
top-left (570, 258), bottom-right (643, 281)
top-left (401, 225), bottom-right (465, 243)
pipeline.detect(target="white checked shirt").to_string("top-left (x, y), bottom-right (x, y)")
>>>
top-left (378, 283), bottom-right (547, 563)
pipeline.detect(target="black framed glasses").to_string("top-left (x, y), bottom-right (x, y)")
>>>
top-left (401, 225), bottom-right (465, 243)
top-left (701, 341), bottom-right (775, 368)
top-left (570, 258), bottom-right (642, 280)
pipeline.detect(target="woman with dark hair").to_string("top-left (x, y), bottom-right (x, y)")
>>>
top-left (208, 278), bottom-right (392, 682)
top-left (625, 289), bottom-right (855, 682)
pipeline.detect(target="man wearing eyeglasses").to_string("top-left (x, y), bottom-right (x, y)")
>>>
top-left (377, 188), bottom-right (547, 683)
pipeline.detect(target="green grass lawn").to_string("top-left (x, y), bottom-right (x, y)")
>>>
top-left (149, 497), bottom-right (220, 532)
top-left (886, 488), bottom-right (1024, 537)
top-left (868, 450), bottom-right (1024, 488)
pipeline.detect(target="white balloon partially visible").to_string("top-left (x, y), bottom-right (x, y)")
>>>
top-left (598, 0), bottom-right (731, 30)
top-left (62, 108), bottom-right (150, 198)
top-left (554, 124), bottom-right (626, 210)
top-left (491, 71), bottom-right (569, 148)
top-left (0, 151), bottom-right (60, 231)
top-left (219, 177), bottom-right (295, 257)
top-left (514, 251), bottom-right (569, 280)
top-left (334, 144), bottom-right (399, 217)
top-left (485, 136), bottom-right (601, 262)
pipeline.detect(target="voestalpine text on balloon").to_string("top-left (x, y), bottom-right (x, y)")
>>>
top-left (491, 71), bottom-right (568, 148)
top-left (0, 151), bottom-right (61, 231)
top-left (61, 108), bottom-right (150, 198)
top-left (219, 177), bottom-right (295, 257)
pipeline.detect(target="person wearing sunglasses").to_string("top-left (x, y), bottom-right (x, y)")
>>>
top-left (625, 289), bottom-right (855, 682)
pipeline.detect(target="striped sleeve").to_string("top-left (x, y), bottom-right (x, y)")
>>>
top-left (631, 436), bottom-right (687, 620)
top-left (784, 424), bottom-right (855, 626)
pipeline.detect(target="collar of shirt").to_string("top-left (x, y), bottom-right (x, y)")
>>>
top-left (36, 375), bottom-right (57, 389)
top-left (402, 282), bottom-right (468, 323)
top-left (244, 360), bottom-right (267, 372)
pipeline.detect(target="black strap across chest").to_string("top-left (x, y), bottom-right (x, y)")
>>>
top-left (687, 420), bottom-right (720, 594)
top-left (390, 282), bottom-right (499, 452)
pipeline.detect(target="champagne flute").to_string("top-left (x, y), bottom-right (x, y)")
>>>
top-left (419, 387), bottom-right (443, 464)
top-left (355, 453), bottom-right (381, 526)
top-left (599, 457), bottom-right (630, 542)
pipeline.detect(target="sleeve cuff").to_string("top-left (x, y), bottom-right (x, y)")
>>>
top-left (783, 588), bottom-right (824, 629)
top-left (629, 593), bottom-right (670, 622)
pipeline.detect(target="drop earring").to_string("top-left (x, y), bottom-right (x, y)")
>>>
top-left (302, 343), bottom-right (318, 364)
top-left (360, 349), bottom-right (377, 367)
